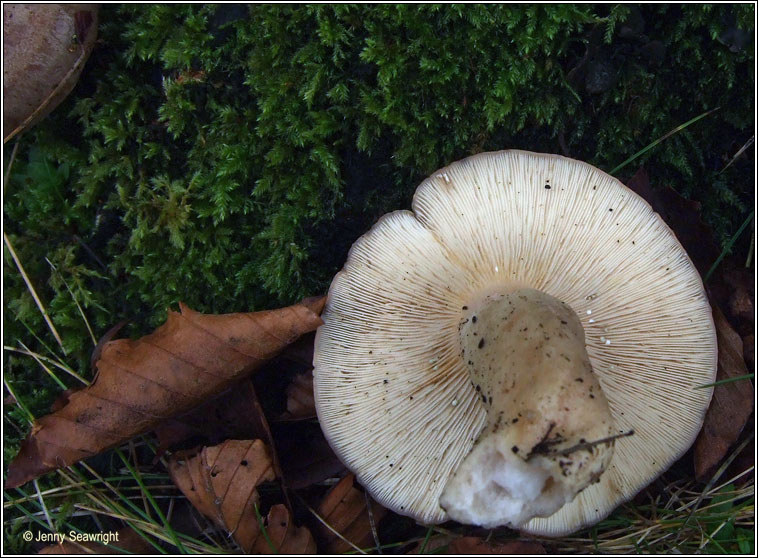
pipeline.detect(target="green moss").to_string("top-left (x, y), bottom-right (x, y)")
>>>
top-left (4, 2), bottom-right (754, 414)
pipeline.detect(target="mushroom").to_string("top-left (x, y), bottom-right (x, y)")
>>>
top-left (313, 150), bottom-right (716, 535)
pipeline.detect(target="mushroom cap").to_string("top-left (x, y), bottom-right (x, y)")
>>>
top-left (313, 150), bottom-right (717, 535)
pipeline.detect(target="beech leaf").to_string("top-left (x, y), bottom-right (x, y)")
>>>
top-left (694, 304), bottom-right (754, 480)
top-left (317, 473), bottom-right (386, 553)
top-left (154, 380), bottom-right (270, 456)
top-left (6, 297), bottom-right (325, 488)
top-left (168, 439), bottom-right (315, 554)
top-left (253, 504), bottom-right (317, 554)
top-left (275, 421), bottom-right (345, 489)
top-left (281, 370), bottom-right (316, 420)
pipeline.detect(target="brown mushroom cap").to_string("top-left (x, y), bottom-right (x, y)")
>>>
top-left (313, 150), bottom-right (716, 535)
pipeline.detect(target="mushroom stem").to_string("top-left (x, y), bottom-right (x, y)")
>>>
top-left (440, 288), bottom-right (616, 528)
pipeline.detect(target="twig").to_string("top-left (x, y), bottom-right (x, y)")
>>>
top-left (530, 430), bottom-right (635, 458)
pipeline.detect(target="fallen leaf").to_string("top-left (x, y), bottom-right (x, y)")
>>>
top-left (168, 439), bottom-right (315, 554)
top-left (448, 536), bottom-right (546, 554)
top-left (275, 421), bottom-right (345, 489)
top-left (743, 334), bottom-right (754, 372)
top-left (317, 473), bottom-right (386, 553)
top-left (708, 266), bottom-right (754, 338)
top-left (3, 4), bottom-right (100, 142)
top-left (90, 319), bottom-right (128, 376)
top-left (280, 370), bottom-right (316, 420)
top-left (154, 380), bottom-right (271, 456)
top-left (694, 304), bottom-right (755, 480)
top-left (168, 439), bottom-right (274, 551)
top-left (253, 504), bottom-right (316, 554)
top-left (6, 297), bottom-right (325, 488)
top-left (279, 331), bottom-right (317, 368)
top-left (37, 528), bottom-right (153, 554)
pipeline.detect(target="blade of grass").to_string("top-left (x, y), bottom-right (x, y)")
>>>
top-left (673, 433), bottom-right (754, 550)
top-left (704, 210), bottom-right (754, 283)
top-left (4, 345), bottom-right (89, 386)
top-left (2, 474), bottom-right (172, 508)
top-left (699, 527), bottom-right (730, 553)
top-left (16, 340), bottom-right (68, 390)
top-left (114, 448), bottom-right (188, 554)
top-left (3, 376), bottom-right (35, 423)
top-left (4, 232), bottom-right (65, 353)
top-left (253, 501), bottom-right (278, 554)
top-left (32, 479), bottom-right (54, 531)
top-left (720, 134), bottom-right (754, 173)
top-left (299, 498), bottom-right (367, 554)
top-left (6, 495), bottom-right (60, 538)
top-left (7, 312), bottom-right (64, 370)
top-left (695, 373), bottom-right (755, 389)
top-left (57, 467), bottom-right (171, 554)
top-left (45, 257), bottom-right (97, 346)
top-left (418, 525), bottom-right (434, 554)
top-left (10, 485), bottom-right (165, 555)
top-left (70, 463), bottom-right (157, 525)
top-left (609, 107), bottom-right (720, 175)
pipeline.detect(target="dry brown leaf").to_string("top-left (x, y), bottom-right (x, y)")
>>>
top-left (253, 504), bottom-right (317, 554)
top-left (7, 297), bottom-right (325, 488)
top-left (37, 528), bottom-right (153, 554)
top-left (154, 379), bottom-right (270, 456)
top-left (448, 536), bottom-right (546, 554)
top-left (694, 304), bottom-right (755, 480)
top-left (743, 334), bottom-right (754, 372)
top-left (279, 331), bottom-right (318, 367)
top-left (169, 439), bottom-right (274, 551)
top-left (281, 370), bottom-right (316, 420)
top-left (317, 473), bottom-right (386, 553)
top-left (275, 421), bottom-right (345, 489)
top-left (3, 4), bottom-right (99, 142)
top-left (709, 266), bottom-right (754, 338)
top-left (168, 439), bottom-right (315, 553)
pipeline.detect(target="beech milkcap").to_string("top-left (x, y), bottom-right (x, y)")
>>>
top-left (313, 150), bottom-right (716, 535)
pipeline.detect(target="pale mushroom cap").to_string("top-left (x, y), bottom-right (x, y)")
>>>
top-left (313, 150), bottom-right (717, 535)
